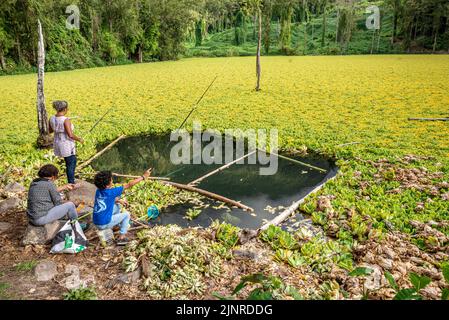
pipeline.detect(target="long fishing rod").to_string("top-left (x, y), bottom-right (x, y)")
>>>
top-left (122, 74), bottom-right (223, 200)
top-left (176, 75), bottom-right (219, 132)
top-left (153, 74), bottom-right (221, 177)
top-left (83, 106), bottom-right (115, 139)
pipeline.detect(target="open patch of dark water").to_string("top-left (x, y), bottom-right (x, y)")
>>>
top-left (91, 134), bottom-right (337, 229)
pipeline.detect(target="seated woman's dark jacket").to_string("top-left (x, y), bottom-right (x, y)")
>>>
top-left (27, 178), bottom-right (62, 225)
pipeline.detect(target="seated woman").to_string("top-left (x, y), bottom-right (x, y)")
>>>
top-left (27, 164), bottom-right (78, 226)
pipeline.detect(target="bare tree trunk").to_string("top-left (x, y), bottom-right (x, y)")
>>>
top-left (321, 7), bottom-right (327, 47)
top-left (335, 9), bottom-right (339, 44)
top-left (0, 50), bottom-right (5, 70)
top-left (256, 8), bottom-right (262, 92)
top-left (36, 20), bottom-right (52, 149)
top-left (138, 45), bottom-right (143, 63)
top-left (391, 11), bottom-right (398, 45)
top-left (253, 14), bottom-right (257, 40)
top-left (433, 29), bottom-right (438, 53)
top-left (370, 30), bottom-right (375, 54)
top-left (303, 23), bottom-right (307, 55)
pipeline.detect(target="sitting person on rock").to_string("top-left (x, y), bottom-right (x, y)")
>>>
top-left (93, 169), bottom-right (152, 246)
top-left (27, 164), bottom-right (78, 226)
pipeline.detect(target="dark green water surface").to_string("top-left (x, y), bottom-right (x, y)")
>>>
top-left (91, 134), bottom-right (337, 229)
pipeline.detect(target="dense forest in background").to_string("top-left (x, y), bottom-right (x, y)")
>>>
top-left (0, 0), bottom-right (448, 74)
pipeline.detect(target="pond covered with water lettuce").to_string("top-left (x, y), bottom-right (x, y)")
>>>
top-left (92, 134), bottom-right (337, 229)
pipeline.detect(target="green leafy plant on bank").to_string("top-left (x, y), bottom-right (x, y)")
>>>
top-left (63, 287), bottom-right (97, 300)
top-left (385, 264), bottom-right (449, 300)
top-left (15, 260), bottom-right (38, 272)
top-left (349, 265), bottom-right (449, 300)
top-left (211, 220), bottom-right (240, 249)
top-left (260, 225), bottom-right (353, 272)
top-left (185, 208), bottom-right (202, 221)
top-left (213, 273), bottom-right (302, 300)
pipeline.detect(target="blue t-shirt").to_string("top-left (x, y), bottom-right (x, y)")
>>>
top-left (93, 186), bottom-right (124, 226)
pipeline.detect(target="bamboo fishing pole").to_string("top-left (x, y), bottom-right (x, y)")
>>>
top-left (82, 106), bottom-right (115, 139)
top-left (256, 148), bottom-right (327, 173)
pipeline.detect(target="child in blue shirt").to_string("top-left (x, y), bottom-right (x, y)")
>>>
top-left (93, 169), bottom-right (152, 245)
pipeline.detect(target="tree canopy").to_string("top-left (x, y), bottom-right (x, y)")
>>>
top-left (0, 0), bottom-right (447, 73)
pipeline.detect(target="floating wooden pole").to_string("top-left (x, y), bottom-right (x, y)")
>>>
top-left (161, 181), bottom-right (254, 212)
top-left (408, 117), bottom-right (449, 122)
top-left (258, 174), bottom-right (337, 232)
top-left (188, 150), bottom-right (257, 186)
top-left (78, 135), bottom-right (126, 170)
top-left (257, 148), bottom-right (327, 173)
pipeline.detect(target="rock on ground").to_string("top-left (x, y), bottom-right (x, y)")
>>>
top-left (0, 197), bottom-right (21, 213)
top-left (232, 249), bottom-right (262, 262)
top-left (35, 260), bottom-right (58, 282)
top-left (0, 222), bottom-right (12, 233)
top-left (4, 182), bottom-right (26, 194)
top-left (64, 264), bottom-right (96, 290)
top-left (22, 220), bottom-right (66, 246)
top-left (66, 181), bottom-right (97, 207)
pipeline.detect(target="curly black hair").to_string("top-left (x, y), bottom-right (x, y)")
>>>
top-left (94, 171), bottom-right (113, 190)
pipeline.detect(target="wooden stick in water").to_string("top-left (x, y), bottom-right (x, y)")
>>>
top-left (188, 150), bottom-right (257, 186)
top-left (161, 181), bottom-right (254, 212)
top-left (408, 117), bottom-right (449, 122)
top-left (78, 135), bottom-right (126, 170)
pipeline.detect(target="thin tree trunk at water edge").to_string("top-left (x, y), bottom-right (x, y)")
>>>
top-left (36, 20), bottom-right (52, 149)
top-left (0, 51), bottom-right (5, 70)
top-left (256, 8), bottom-right (262, 92)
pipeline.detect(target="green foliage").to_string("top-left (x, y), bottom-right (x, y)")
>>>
top-left (185, 208), bottom-right (201, 221)
top-left (214, 273), bottom-right (302, 300)
top-left (234, 10), bottom-right (247, 46)
top-left (212, 220), bottom-right (240, 249)
top-left (349, 267), bottom-right (374, 277)
top-left (15, 260), bottom-right (38, 272)
top-left (63, 287), bottom-right (97, 300)
top-left (0, 282), bottom-right (10, 299)
top-left (100, 32), bottom-right (127, 63)
top-left (409, 273), bottom-right (431, 292)
top-left (260, 225), bottom-right (298, 250)
top-left (385, 272), bottom-right (432, 300)
top-left (124, 226), bottom-right (223, 299)
top-left (260, 226), bottom-right (353, 273)
top-left (46, 19), bottom-right (97, 72)
top-left (384, 271), bottom-right (399, 291)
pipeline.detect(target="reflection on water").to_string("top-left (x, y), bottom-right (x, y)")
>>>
top-left (91, 134), bottom-right (337, 229)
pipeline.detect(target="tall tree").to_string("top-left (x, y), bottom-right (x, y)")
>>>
top-left (262, 0), bottom-right (273, 54)
top-left (277, 0), bottom-right (295, 53)
top-left (36, 19), bottom-right (51, 148)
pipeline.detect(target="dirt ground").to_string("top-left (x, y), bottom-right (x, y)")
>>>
top-left (0, 207), bottom-right (323, 300)
top-left (1, 206), bottom-right (448, 300)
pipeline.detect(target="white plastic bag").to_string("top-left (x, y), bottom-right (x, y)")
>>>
top-left (50, 221), bottom-right (88, 254)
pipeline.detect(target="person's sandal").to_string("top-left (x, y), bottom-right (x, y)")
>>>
top-left (116, 237), bottom-right (130, 246)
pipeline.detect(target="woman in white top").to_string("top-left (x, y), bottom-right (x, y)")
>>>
top-left (49, 101), bottom-right (84, 184)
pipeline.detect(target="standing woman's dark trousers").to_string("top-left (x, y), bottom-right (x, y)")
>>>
top-left (64, 155), bottom-right (77, 184)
